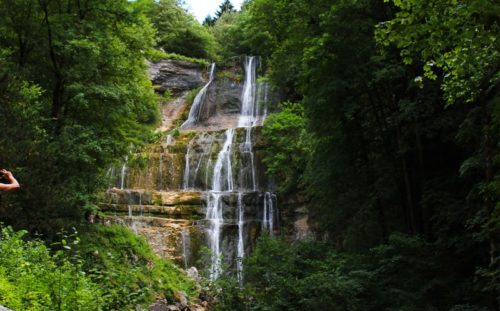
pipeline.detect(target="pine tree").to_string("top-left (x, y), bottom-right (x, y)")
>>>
top-left (214, 0), bottom-right (235, 20)
top-left (203, 15), bottom-right (215, 27)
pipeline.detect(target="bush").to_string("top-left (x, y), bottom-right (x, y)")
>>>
top-left (78, 224), bottom-right (197, 310)
top-left (211, 234), bottom-right (491, 311)
top-left (0, 226), bottom-right (102, 310)
top-left (262, 102), bottom-right (310, 194)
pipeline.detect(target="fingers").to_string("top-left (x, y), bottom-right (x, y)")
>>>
top-left (0, 169), bottom-right (13, 177)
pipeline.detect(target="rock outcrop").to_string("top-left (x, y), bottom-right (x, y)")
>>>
top-left (149, 60), bottom-right (206, 95)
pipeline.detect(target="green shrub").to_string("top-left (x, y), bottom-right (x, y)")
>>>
top-left (78, 224), bottom-right (197, 310)
top-left (262, 102), bottom-right (310, 194)
top-left (0, 226), bottom-right (102, 311)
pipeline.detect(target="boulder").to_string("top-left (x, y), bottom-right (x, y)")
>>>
top-left (173, 290), bottom-right (188, 308)
top-left (148, 297), bottom-right (169, 311)
top-left (186, 266), bottom-right (199, 281)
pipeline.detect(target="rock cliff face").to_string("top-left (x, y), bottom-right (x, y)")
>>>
top-left (148, 60), bottom-right (205, 95)
top-left (101, 57), bottom-right (310, 275)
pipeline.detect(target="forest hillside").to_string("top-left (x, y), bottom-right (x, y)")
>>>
top-left (0, 0), bottom-right (498, 310)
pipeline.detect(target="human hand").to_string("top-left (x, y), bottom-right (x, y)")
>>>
top-left (0, 169), bottom-right (19, 192)
top-left (0, 169), bottom-right (14, 180)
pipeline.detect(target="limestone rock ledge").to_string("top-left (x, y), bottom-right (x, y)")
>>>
top-left (100, 189), bottom-right (204, 217)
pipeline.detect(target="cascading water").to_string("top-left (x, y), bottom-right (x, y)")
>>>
top-left (158, 153), bottom-right (163, 190)
top-left (238, 57), bottom-right (257, 128)
top-left (181, 63), bottom-right (216, 129)
top-left (139, 192), bottom-right (143, 217)
top-left (240, 57), bottom-right (259, 191)
top-left (182, 149), bottom-right (191, 189)
top-left (106, 56), bottom-right (279, 280)
top-left (183, 133), bottom-right (215, 190)
top-left (263, 192), bottom-right (276, 235)
top-left (206, 128), bottom-right (235, 279)
top-left (203, 56), bottom-right (276, 280)
top-left (181, 229), bottom-right (191, 269)
top-left (236, 192), bottom-right (244, 283)
top-left (120, 160), bottom-right (127, 190)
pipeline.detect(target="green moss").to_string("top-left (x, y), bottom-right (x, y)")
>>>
top-left (162, 52), bottom-right (209, 66)
top-left (153, 196), bottom-right (163, 206)
top-left (161, 89), bottom-right (173, 102)
top-left (128, 152), bottom-right (149, 170)
top-left (216, 69), bottom-right (243, 83)
top-left (170, 128), bottom-right (180, 138)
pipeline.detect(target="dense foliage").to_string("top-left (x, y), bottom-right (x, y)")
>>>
top-left (261, 102), bottom-right (308, 195)
top-left (0, 226), bottom-right (101, 310)
top-left (215, 234), bottom-right (489, 311)
top-left (204, 0), bottom-right (500, 309)
top-left (0, 0), bottom-right (160, 233)
top-left (0, 224), bottom-right (196, 310)
top-left (0, 0), bottom-right (210, 308)
top-left (78, 224), bottom-right (197, 310)
top-left (144, 0), bottom-right (217, 60)
top-left (0, 0), bottom-right (498, 309)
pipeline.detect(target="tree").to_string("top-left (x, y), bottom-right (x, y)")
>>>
top-left (377, 0), bottom-right (500, 303)
top-left (262, 102), bottom-right (309, 195)
top-left (220, 0), bottom-right (494, 308)
top-left (0, 0), bottom-right (159, 234)
top-left (203, 15), bottom-right (215, 27)
top-left (214, 0), bottom-right (236, 20)
top-left (146, 0), bottom-right (217, 59)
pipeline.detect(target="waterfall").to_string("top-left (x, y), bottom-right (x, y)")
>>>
top-left (165, 134), bottom-right (173, 145)
top-left (182, 148), bottom-right (191, 190)
top-left (181, 229), bottom-right (191, 269)
top-left (182, 133), bottom-right (215, 190)
top-left (238, 57), bottom-right (257, 128)
top-left (236, 192), bottom-right (244, 283)
top-left (181, 63), bottom-right (216, 129)
top-left (139, 192), bottom-right (143, 217)
top-left (263, 192), bottom-right (276, 235)
top-left (120, 160), bottom-right (127, 190)
top-left (205, 56), bottom-right (264, 280)
top-left (242, 127), bottom-right (257, 191)
top-left (212, 129), bottom-right (235, 192)
top-left (206, 129), bottom-right (235, 279)
top-left (206, 192), bottom-right (223, 279)
top-left (239, 56), bottom-right (258, 191)
top-left (158, 153), bottom-right (163, 191)
top-left (107, 56), bottom-right (278, 281)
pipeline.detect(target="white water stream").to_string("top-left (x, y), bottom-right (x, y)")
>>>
top-left (205, 57), bottom-right (263, 280)
top-left (181, 63), bottom-right (216, 129)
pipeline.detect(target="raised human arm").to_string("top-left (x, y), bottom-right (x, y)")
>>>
top-left (0, 169), bottom-right (20, 192)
